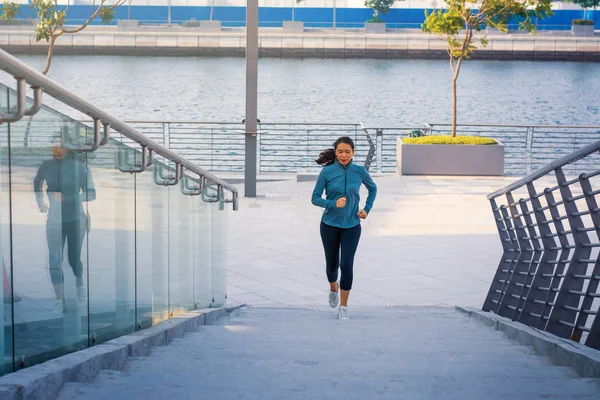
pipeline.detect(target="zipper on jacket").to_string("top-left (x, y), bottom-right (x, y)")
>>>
top-left (344, 165), bottom-right (347, 195)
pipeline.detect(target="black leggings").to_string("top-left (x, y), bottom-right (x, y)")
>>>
top-left (47, 218), bottom-right (86, 285)
top-left (320, 222), bottom-right (362, 291)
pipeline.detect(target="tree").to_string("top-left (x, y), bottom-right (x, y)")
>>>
top-left (422, 0), bottom-right (553, 137)
top-left (365, 0), bottom-right (396, 22)
top-left (1, 0), bottom-right (125, 75)
top-left (570, 0), bottom-right (600, 20)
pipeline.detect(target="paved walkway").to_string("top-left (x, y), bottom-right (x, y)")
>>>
top-left (225, 173), bottom-right (547, 308)
top-left (56, 306), bottom-right (600, 400)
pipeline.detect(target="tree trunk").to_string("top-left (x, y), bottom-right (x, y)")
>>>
top-left (42, 37), bottom-right (57, 75)
top-left (292, 0), bottom-right (295, 22)
top-left (451, 75), bottom-right (457, 138)
top-left (210, 0), bottom-right (215, 21)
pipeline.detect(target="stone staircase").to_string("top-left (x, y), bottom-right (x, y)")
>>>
top-left (56, 306), bottom-right (600, 400)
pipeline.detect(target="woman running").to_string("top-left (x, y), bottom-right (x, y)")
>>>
top-left (311, 136), bottom-right (377, 319)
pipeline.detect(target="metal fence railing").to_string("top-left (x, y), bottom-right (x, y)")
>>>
top-left (62, 121), bottom-right (600, 176)
top-left (484, 140), bottom-right (600, 350)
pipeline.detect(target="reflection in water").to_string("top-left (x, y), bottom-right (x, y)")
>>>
top-left (33, 135), bottom-right (96, 314)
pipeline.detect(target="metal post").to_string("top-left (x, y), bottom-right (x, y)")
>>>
top-left (333, 0), bottom-right (337, 29)
top-left (526, 127), bottom-right (534, 175)
top-left (376, 128), bottom-right (383, 173)
top-left (245, 0), bottom-right (258, 198)
top-left (168, 0), bottom-right (172, 25)
top-left (163, 123), bottom-right (170, 149)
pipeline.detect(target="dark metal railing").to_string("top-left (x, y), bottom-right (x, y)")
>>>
top-left (484, 140), bottom-right (600, 350)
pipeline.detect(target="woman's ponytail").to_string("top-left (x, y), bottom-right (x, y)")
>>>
top-left (315, 148), bottom-right (336, 166)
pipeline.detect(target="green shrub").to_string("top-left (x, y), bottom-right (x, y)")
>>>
top-left (402, 135), bottom-right (498, 145)
top-left (572, 19), bottom-right (594, 25)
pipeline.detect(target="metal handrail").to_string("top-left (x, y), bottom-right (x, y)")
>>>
top-left (83, 119), bottom-right (600, 131)
top-left (488, 140), bottom-right (600, 200)
top-left (483, 135), bottom-right (600, 350)
top-left (0, 48), bottom-right (238, 208)
top-left (82, 119), bottom-right (361, 127)
top-left (67, 119), bottom-right (600, 177)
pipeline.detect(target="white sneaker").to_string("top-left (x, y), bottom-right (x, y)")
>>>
top-left (77, 285), bottom-right (87, 302)
top-left (53, 299), bottom-right (66, 314)
top-left (338, 306), bottom-right (349, 320)
top-left (328, 290), bottom-right (339, 308)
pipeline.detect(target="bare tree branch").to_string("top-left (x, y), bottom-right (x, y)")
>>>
top-left (61, 0), bottom-right (125, 34)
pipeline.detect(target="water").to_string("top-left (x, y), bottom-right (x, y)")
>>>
top-left (7, 55), bottom-right (600, 127)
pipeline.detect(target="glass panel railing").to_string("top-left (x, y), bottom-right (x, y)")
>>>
top-left (168, 172), bottom-right (194, 315)
top-left (0, 80), bottom-right (233, 377)
top-left (8, 91), bottom-right (90, 369)
top-left (211, 187), bottom-right (228, 308)
top-left (0, 85), bottom-right (13, 375)
top-left (135, 155), bottom-right (170, 329)
top-left (86, 135), bottom-right (136, 345)
top-left (193, 187), bottom-right (212, 309)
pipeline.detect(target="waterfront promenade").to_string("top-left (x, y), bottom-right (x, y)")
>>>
top-left (223, 173), bottom-right (556, 309)
top-left (0, 25), bottom-right (598, 60)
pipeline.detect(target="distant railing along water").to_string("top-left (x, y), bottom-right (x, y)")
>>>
top-left (61, 121), bottom-right (600, 176)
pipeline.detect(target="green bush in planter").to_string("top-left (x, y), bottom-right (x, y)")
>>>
top-left (572, 19), bottom-right (595, 25)
top-left (402, 135), bottom-right (497, 145)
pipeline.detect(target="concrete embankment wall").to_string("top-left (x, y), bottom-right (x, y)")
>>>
top-left (1, 26), bottom-right (599, 61)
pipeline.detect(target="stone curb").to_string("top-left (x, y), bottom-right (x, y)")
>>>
top-left (456, 306), bottom-right (600, 379)
top-left (0, 304), bottom-right (245, 400)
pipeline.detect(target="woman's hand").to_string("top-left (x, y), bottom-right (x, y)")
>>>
top-left (358, 210), bottom-right (368, 219)
top-left (336, 197), bottom-right (347, 208)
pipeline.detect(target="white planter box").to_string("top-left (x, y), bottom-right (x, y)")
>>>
top-left (572, 24), bottom-right (594, 37)
top-left (117, 20), bottom-right (139, 30)
top-left (486, 27), bottom-right (503, 35)
top-left (396, 138), bottom-right (505, 176)
top-left (283, 21), bottom-right (304, 32)
top-left (200, 20), bottom-right (222, 31)
top-left (365, 22), bottom-right (386, 34)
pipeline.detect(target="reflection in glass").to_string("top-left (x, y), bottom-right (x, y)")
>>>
top-left (0, 81), bottom-right (231, 376)
top-left (86, 137), bottom-right (135, 344)
top-left (34, 135), bottom-right (94, 313)
top-left (10, 102), bottom-right (91, 369)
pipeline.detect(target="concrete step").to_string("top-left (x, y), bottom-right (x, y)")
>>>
top-left (56, 306), bottom-right (600, 400)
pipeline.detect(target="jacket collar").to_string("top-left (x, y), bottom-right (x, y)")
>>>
top-left (335, 159), bottom-right (353, 169)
